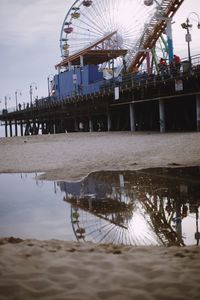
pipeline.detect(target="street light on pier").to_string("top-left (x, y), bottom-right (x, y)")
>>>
top-left (47, 74), bottom-right (54, 98)
top-left (29, 82), bottom-right (37, 106)
top-left (15, 89), bottom-right (22, 111)
top-left (181, 12), bottom-right (200, 72)
top-left (4, 94), bottom-right (11, 110)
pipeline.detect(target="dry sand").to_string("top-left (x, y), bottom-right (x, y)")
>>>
top-left (0, 132), bottom-right (200, 300)
top-left (0, 237), bottom-right (200, 300)
top-left (0, 131), bottom-right (199, 181)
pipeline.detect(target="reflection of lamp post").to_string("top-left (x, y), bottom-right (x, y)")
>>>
top-left (30, 82), bottom-right (37, 106)
top-left (181, 12), bottom-right (200, 72)
top-left (47, 74), bottom-right (54, 97)
top-left (195, 206), bottom-right (200, 246)
top-left (15, 89), bottom-right (22, 111)
top-left (4, 94), bottom-right (11, 110)
top-left (54, 182), bottom-right (58, 194)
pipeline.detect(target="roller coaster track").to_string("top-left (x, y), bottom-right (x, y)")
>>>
top-left (128, 0), bottom-right (184, 72)
top-left (139, 195), bottom-right (184, 246)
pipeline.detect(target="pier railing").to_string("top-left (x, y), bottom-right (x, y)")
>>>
top-left (1, 54), bottom-right (200, 115)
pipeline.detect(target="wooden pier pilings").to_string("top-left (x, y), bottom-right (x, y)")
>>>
top-left (1, 69), bottom-right (200, 137)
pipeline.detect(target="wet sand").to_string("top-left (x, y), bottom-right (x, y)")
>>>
top-left (0, 132), bottom-right (200, 300)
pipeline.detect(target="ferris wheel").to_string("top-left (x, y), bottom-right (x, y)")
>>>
top-left (68, 190), bottom-right (184, 246)
top-left (59, 0), bottom-right (164, 73)
top-left (70, 201), bottom-right (161, 246)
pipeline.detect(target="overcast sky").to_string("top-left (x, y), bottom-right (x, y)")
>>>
top-left (0, 0), bottom-right (199, 110)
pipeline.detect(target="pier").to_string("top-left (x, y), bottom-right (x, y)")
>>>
top-left (0, 55), bottom-right (200, 137)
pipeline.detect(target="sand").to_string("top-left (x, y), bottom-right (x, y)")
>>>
top-left (0, 131), bottom-right (199, 181)
top-left (0, 131), bottom-right (200, 300)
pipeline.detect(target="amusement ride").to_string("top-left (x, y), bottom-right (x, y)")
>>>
top-left (60, 168), bottom-right (200, 246)
top-left (57, 0), bottom-right (184, 78)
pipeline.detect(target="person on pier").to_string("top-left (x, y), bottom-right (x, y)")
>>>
top-left (158, 58), bottom-right (168, 76)
top-left (171, 54), bottom-right (181, 76)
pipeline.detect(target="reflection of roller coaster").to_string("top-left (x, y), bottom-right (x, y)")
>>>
top-left (58, 167), bottom-right (200, 246)
top-left (137, 191), bottom-right (184, 246)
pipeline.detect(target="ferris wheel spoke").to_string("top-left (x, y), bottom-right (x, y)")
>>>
top-left (99, 222), bottom-right (116, 239)
top-left (88, 224), bottom-right (110, 242)
top-left (109, 227), bottom-right (121, 244)
top-left (122, 228), bottom-right (130, 245)
top-left (121, 227), bottom-right (129, 245)
top-left (125, 27), bottom-right (140, 37)
top-left (71, 31), bottom-right (100, 39)
top-left (106, 0), bottom-right (118, 31)
top-left (88, 6), bottom-right (106, 31)
top-left (103, 0), bottom-right (114, 31)
top-left (78, 10), bottom-right (107, 36)
top-left (72, 22), bottom-right (105, 38)
top-left (112, 0), bottom-right (122, 30)
top-left (127, 227), bottom-right (137, 246)
top-left (98, 223), bottom-right (117, 243)
top-left (91, 4), bottom-right (109, 31)
top-left (76, 12), bottom-right (106, 35)
top-left (104, 223), bottom-right (119, 244)
top-left (127, 231), bottom-right (135, 246)
top-left (83, 220), bottom-right (102, 232)
top-left (82, 4), bottom-right (108, 33)
top-left (111, 0), bottom-right (121, 30)
top-left (92, 228), bottom-right (110, 242)
top-left (114, 226), bottom-right (124, 244)
top-left (109, 0), bottom-right (118, 30)
top-left (86, 221), bottom-right (110, 237)
top-left (94, 0), bottom-right (110, 29)
top-left (115, 226), bottom-right (126, 244)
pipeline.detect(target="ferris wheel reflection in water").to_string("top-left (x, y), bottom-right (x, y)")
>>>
top-left (58, 167), bottom-right (200, 246)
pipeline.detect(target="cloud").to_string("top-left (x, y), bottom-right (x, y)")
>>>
top-left (0, 0), bottom-right (74, 103)
top-left (0, 0), bottom-right (70, 47)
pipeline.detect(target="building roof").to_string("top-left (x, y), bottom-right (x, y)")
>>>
top-left (55, 31), bottom-right (127, 69)
top-left (55, 49), bottom-right (127, 68)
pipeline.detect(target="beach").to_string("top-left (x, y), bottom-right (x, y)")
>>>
top-left (0, 131), bottom-right (200, 300)
top-left (0, 131), bottom-right (200, 181)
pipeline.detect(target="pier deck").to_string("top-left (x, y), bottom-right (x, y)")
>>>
top-left (1, 65), bottom-right (200, 136)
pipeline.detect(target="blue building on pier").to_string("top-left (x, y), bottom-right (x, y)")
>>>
top-left (54, 64), bottom-right (104, 99)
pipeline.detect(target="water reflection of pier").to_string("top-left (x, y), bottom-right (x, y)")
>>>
top-left (57, 167), bottom-right (200, 246)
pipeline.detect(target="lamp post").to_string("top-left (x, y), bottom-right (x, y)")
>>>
top-left (181, 12), bottom-right (200, 72)
top-left (15, 89), bottom-right (22, 111)
top-left (29, 82), bottom-right (37, 106)
top-left (181, 18), bottom-right (192, 71)
top-left (4, 94), bottom-right (11, 110)
top-left (47, 74), bottom-right (54, 98)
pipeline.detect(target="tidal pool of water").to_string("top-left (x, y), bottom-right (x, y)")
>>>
top-left (0, 167), bottom-right (199, 246)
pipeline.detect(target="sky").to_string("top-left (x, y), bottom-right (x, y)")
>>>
top-left (0, 0), bottom-right (199, 112)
